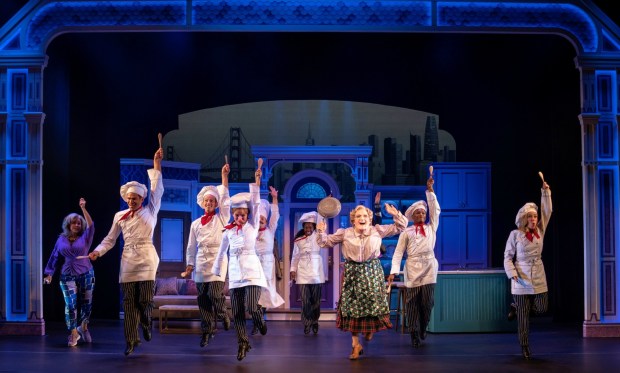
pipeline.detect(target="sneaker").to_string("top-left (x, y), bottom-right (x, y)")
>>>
top-left (68, 333), bottom-right (81, 347)
top-left (77, 326), bottom-right (92, 343)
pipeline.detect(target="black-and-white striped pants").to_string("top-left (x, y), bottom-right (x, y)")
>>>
top-left (120, 281), bottom-right (155, 343)
top-left (403, 283), bottom-right (435, 335)
top-left (300, 284), bottom-right (322, 327)
top-left (513, 292), bottom-right (548, 346)
top-left (197, 281), bottom-right (228, 333)
top-left (230, 285), bottom-right (264, 345)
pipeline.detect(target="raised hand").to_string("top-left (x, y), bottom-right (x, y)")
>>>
top-left (269, 186), bottom-right (278, 199)
top-left (384, 203), bottom-right (400, 217)
top-left (427, 176), bottom-right (434, 193)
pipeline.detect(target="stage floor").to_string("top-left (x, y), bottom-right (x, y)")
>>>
top-left (1, 318), bottom-right (619, 372)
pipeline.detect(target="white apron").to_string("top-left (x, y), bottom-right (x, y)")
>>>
top-left (120, 240), bottom-right (159, 282)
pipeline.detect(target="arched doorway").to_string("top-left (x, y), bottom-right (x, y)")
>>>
top-left (283, 170), bottom-right (339, 309)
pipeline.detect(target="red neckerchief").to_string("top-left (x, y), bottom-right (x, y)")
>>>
top-left (414, 223), bottom-right (426, 237)
top-left (525, 228), bottom-right (540, 242)
top-left (225, 222), bottom-right (243, 233)
top-left (257, 226), bottom-right (266, 239)
top-left (201, 211), bottom-right (216, 225)
top-left (294, 235), bottom-right (307, 242)
top-left (119, 206), bottom-right (142, 221)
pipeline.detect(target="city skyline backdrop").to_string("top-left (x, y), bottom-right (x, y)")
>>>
top-left (164, 100), bottom-right (456, 185)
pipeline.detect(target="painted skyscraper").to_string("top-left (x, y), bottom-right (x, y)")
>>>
top-left (423, 115), bottom-right (439, 162)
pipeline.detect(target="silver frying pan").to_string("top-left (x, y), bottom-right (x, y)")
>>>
top-left (317, 196), bottom-right (341, 219)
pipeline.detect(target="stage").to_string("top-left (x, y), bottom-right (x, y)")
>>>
top-left (1, 318), bottom-right (618, 372)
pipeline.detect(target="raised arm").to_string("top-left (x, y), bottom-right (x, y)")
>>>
top-left (222, 163), bottom-right (230, 189)
top-left (426, 176), bottom-right (440, 232)
top-left (539, 182), bottom-right (552, 233)
top-left (153, 147), bottom-right (163, 172)
top-left (373, 192), bottom-right (382, 225)
top-left (79, 198), bottom-right (93, 228)
top-left (268, 186), bottom-right (279, 231)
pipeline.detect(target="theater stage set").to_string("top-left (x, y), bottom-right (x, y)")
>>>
top-left (1, 0), bottom-right (620, 371)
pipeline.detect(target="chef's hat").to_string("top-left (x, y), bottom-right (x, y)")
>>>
top-left (258, 199), bottom-right (270, 218)
top-left (197, 186), bottom-right (219, 208)
top-left (515, 202), bottom-right (538, 228)
top-left (405, 200), bottom-right (427, 221)
top-left (299, 211), bottom-right (318, 224)
top-left (120, 181), bottom-right (147, 202)
top-left (231, 192), bottom-right (250, 209)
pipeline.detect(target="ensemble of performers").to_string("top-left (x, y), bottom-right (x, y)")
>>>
top-left (43, 143), bottom-right (552, 361)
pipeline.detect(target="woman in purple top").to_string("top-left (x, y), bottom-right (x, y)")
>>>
top-left (44, 198), bottom-right (95, 347)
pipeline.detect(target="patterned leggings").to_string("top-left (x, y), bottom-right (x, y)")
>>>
top-left (513, 292), bottom-right (549, 346)
top-left (59, 268), bottom-right (95, 331)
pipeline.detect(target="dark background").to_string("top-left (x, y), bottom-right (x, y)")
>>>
top-left (2, 1), bottom-right (618, 323)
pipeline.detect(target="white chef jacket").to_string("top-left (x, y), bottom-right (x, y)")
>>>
top-left (256, 204), bottom-right (284, 308)
top-left (186, 185), bottom-right (231, 283)
top-left (291, 231), bottom-right (325, 284)
top-left (95, 169), bottom-right (163, 283)
top-left (390, 190), bottom-right (440, 288)
top-left (213, 183), bottom-right (267, 290)
top-left (504, 188), bottom-right (552, 295)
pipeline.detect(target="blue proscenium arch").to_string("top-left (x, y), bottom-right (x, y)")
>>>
top-left (0, 1), bottom-right (602, 54)
top-left (1, 0), bottom-right (620, 336)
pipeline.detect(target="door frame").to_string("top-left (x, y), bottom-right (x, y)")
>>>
top-left (281, 169), bottom-right (342, 309)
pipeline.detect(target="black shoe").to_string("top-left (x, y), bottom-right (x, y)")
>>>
top-left (420, 328), bottom-right (427, 340)
top-left (312, 323), bottom-right (319, 334)
top-left (508, 303), bottom-right (517, 321)
top-left (223, 317), bottom-right (231, 331)
top-left (304, 325), bottom-right (311, 334)
top-left (259, 322), bottom-right (267, 336)
top-left (200, 332), bottom-right (212, 347)
top-left (522, 345), bottom-right (532, 360)
top-left (250, 325), bottom-right (259, 335)
top-left (411, 331), bottom-right (420, 348)
top-left (124, 341), bottom-right (137, 356)
top-left (142, 322), bottom-right (152, 342)
top-left (237, 342), bottom-right (251, 361)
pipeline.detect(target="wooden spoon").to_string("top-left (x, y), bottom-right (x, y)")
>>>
top-left (157, 132), bottom-right (163, 149)
top-left (538, 171), bottom-right (545, 183)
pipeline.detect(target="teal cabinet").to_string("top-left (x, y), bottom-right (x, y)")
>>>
top-left (428, 270), bottom-right (516, 333)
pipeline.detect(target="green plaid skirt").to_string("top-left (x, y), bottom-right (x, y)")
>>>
top-left (336, 259), bottom-right (392, 333)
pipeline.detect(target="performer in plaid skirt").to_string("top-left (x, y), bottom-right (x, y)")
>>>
top-left (316, 203), bottom-right (407, 360)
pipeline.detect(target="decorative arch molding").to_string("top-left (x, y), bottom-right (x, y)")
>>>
top-left (282, 169), bottom-right (342, 203)
top-left (1, 0), bottom-right (620, 337)
top-left (0, 1), bottom-right (616, 55)
top-left (251, 145), bottom-right (372, 200)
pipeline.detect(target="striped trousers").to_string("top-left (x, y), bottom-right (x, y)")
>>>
top-left (513, 292), bottom-right (548, 346)
top-left (59, 268), bottom-right (95, 331)
top-left (300, 284), bottom-right (322, 327)
top-left (120, 281), bottom-right (155, 343)
top-left (230, 285), bottom-right (264, 345)
top-left (403, 284), bottom-right (435, 335)
top-left (196, 281), bottom-right (228, 334)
